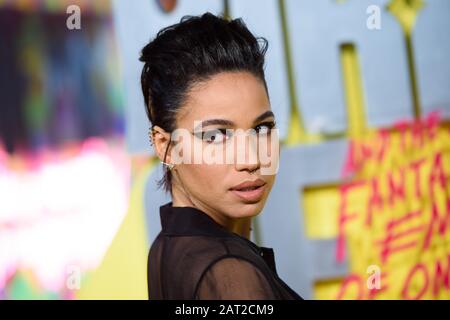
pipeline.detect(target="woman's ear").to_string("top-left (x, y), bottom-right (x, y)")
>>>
top-left (151, 125), bottom-right (172, 163)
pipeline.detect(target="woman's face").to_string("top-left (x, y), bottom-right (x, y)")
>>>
top-left (163, 71), bottom-right (279, 225)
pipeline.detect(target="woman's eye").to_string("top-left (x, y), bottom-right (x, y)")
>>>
top-left (255, 121), bottom-right (276, 135)
top-left (201, 129), bottom-right (230, 143)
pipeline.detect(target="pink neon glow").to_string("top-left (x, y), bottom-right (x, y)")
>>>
top-left (0, 137), bottom-right (130, 292)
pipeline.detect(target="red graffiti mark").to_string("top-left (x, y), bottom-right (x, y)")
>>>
top-left (423, 111), bottom-right (441, 141)
top-left (429, 152), bottom-right (448, 200)
top-left (387, 168), bottom-right (406, 206)
top-left (336, 181), bottom-right (365, 262)
top-left (337, 255), bottom-right (450, 299)
top-left (366, 178), bottom-right (383, 226)
top-left (401, 253), bottom-right (450, 299)
top-left (433, 254), bottom-right (450, 297)
top-left (336, 274), bottom-right (365, 300)
top-left (423, 197), bottom-right (450, 250)
top-left (402, 263), bottom-right (429, 300)
top-left (393, 112), bottom-right (441, 153)
top-left (410, 158), bottom-right (426, 198)
top-left (337, 112), bottom-right (450, 299)
top-left (341, 140), bottom-right (357, 178)
top-left (376, 128), bottom-right (390, 163)
top-left (394, 121), bottom-right (410, 153)
top-left (374, 210), bottom-right (424, 264)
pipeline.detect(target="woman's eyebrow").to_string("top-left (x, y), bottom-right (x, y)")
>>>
top-left (193, 110), bottom-right (275, 131)
top-left (194, 119), bottom-right (234, 131)
top-left (253, 110), bottom-right (275, 125)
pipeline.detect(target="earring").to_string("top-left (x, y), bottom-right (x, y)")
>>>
top-left (161, 161), bottom-right (175, 170)
top-left (148, 128), bottom-right (154, 146)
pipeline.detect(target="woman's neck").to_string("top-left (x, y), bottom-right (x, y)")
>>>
top-left (172, 186), bottom-right (252, 239)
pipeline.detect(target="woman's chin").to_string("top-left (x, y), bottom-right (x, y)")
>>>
top-left (227, 202), bottom-right (264, 219)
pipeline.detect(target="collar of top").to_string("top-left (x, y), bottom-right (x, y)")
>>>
top-left (160, 201), bottom-right (233, 238)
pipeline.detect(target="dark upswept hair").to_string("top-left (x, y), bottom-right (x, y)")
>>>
top-left (139, 12), bottom-right (269, 195)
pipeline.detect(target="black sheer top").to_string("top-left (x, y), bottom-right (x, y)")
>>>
top-left (147, 202), bottom-right (303, 300)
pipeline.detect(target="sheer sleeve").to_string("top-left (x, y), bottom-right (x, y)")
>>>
top-left (195, 257), bottom-right (278, 300)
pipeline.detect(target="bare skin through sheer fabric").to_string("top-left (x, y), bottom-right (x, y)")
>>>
top-left (195, 257), bottom-right (278, 299)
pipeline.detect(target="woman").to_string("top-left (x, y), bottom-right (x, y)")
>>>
top-left (141, 12), bottom-right (303, 300)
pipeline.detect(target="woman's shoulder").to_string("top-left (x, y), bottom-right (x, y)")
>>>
top-left (149, 232), bottom-right (262, 273)
top-left (151, 231), bottom-right (252, 256)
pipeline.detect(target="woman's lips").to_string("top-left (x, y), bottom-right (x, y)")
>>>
top-left (230, 184), bottom-right (266, 202)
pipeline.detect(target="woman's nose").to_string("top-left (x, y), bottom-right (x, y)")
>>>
top-left (234, 132), bottom-right (260, 173)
